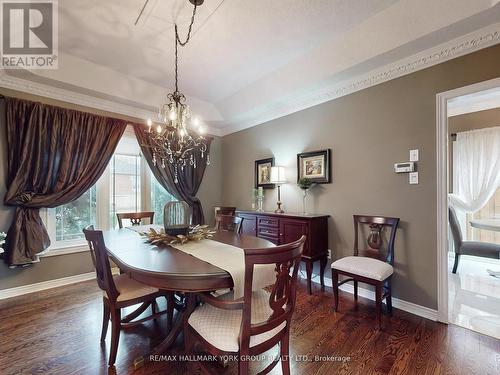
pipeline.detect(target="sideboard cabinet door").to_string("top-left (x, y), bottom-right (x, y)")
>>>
top-left (280, 219), bottom-right (309, 255)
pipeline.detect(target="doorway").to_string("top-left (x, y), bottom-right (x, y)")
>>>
top-left (436, 77), bottom-right (500, 339)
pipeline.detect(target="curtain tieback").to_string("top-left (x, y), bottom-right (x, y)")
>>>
top-left (17, 192), bottom-right (35, 204)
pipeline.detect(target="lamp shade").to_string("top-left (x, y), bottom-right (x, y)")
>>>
top-left (270, 166), bottom-right (287, 184)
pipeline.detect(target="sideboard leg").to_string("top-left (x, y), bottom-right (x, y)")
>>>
top-left (320, 255), bottom-right (327, 291)
top-left (305, 261), bottom-right (313, 295)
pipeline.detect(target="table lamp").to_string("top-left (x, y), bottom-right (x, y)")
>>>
top-left (270, 166), bottom-right (287, 213)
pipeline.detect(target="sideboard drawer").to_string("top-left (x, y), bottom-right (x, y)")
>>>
top-left (258, 216), bottom-right (279, 228)
top-left (258, 226), bottom-right (279, 239)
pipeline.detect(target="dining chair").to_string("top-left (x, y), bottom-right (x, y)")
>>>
top-left (215, 214), bottom-right (243, 234)
top-left (214, 206), bottom-right (237, 218)
top-left (83, 225), bottom-right (173, 366)
top-left (449, 205), bottom-right (500, 273)
top-left (185, 235), bottom-right (306, 375)
top-left (331, 215), bottom-right (399, 329)
top-left (116, 211), bottom-right (155, 229)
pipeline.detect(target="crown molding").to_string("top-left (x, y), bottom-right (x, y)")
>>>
top-left (220, 22), bottom-right (500, 136)
top-left (0, 72), bottom-right (223, 137)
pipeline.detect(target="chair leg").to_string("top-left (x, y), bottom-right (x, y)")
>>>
top-left (109, 308), bottom-right (121, 366)
top-left (332, 269), bottom-right (339, 311)
top-left (386, 280), bottom-right (393, 314)
top-left (101, 299), bottom-right (110, 342)
top-left (280, 329), bottom-right (291, 375)
top-left (151, 300), bottom-right (157, 315)
top-left (353, 280), bottom-right (358, 301)
top-left (375, 284), bottom-right (382, 330)
top-left (238, 355), bottom-right (249, 375)
top-left (166, 293), bottom-right (174, 332)
top-left (452, 253), bottom-right (460, 274)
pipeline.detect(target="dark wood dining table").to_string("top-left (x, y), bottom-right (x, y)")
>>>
top-left (102, 227), bottom-right (275, 363)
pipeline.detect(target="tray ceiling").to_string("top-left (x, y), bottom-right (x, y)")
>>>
top-left (3, 0), bottom-right (500, 135)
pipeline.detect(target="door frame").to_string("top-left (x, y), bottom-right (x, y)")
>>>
top-left (436, 76), bottom-right (500, 323)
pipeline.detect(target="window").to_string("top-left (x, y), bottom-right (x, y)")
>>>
top-left (55, 186), bottom-right (96, 241)
top-left (150, 175), bottom-right (175, 225)
top-left (44, 127), bottom-right (175, 252)
top-left (110, 154), bottom-right (142, 229)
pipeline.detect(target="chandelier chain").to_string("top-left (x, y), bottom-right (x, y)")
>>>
top-left (174, 4), bottom-right (198, 93)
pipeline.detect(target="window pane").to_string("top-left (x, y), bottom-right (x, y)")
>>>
top-left (151, 175), bottom-right (175, 225)
top-left (55, 186), bottom-right (97, 241)
top-left (110, 154), bottom-right (141, 228)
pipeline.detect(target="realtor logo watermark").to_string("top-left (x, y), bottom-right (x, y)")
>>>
top-left (1, 0), bottom-right (58, 69)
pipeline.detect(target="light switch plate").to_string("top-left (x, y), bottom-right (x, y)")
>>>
top-left (409, 172), bottom-right (419, 184)
top-left (410, 149), bottom-right (419, 162)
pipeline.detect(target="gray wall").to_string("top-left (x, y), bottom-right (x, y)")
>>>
top-left (221, 44), bottom-right (500, 310)
top-left (0, 90), bottom-right (223, 290)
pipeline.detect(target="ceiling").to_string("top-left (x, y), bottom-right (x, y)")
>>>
top-left (2, 0), bottom-right (500, 135)
top-left (448, 87), bottom-right (500, 117)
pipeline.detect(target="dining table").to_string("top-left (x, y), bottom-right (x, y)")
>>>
top-left (102, 226), bottom-right (276, 366)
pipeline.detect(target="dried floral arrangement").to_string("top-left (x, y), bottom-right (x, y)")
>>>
top-left (140, 225), bottom-right (216, 245)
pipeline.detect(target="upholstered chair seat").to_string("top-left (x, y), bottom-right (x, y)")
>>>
top-left (331, 256), bottom-right (393, 281)
top-left (104, 274), bottom-right (159, 302)
top-left (188, 289), bottom-right (286, 352)
top-left (330, 215), bottom-right (400, 329)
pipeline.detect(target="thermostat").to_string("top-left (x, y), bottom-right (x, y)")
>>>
top-left (394, 162), bottom-right (415, 173)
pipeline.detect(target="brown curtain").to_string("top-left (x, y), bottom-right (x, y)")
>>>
top-left (3, 97), bottom-right (127, 266)
top-left (134, 124), bottom-right (211, 225)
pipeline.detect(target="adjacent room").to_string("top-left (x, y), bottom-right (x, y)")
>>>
top-left (447, 88), bottom-right (500, 339)
top-left (1, 1), bottom-right (500, 374)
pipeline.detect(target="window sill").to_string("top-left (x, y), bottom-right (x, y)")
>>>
top-left (39, 243), bottom-right (89, 258)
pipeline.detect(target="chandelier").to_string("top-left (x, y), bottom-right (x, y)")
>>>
top-left (146, 0), bottom-right (209, 184)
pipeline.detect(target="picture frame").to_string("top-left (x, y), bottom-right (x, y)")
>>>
top-left (297, 149), bottom-right (331, 184)
top-left (255, 157), bottom-right (275, 189)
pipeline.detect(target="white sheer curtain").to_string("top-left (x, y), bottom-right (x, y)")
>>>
top-left (449, 126), bottom-right (500, 213)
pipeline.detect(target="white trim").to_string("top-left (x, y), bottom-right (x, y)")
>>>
top-left (219, 22), bottom-right (500, 136)
top-left (0, 268), bottom-right (120, 300)
top-left (1, 24), bottom-right (499, 137)
top-left (39, 245), bottom-right (89, 257)
top-left (0, 71), bottom-right (223, 137)
top-left (0, 271), bottom-right (96, 300)
top-left (435, 77), bottom-right (500, 325)
top-left (306, 274), bottom-right (438, 322)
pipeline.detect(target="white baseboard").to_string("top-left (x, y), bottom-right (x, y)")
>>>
top-left (304, 273), bottom-right (438, 322)
top-left (0, 271), bottom-right (97, 300)
top-left (0, 269), bottom-right (437, 322)
top-left (0, 268), bottom-right (122, 300)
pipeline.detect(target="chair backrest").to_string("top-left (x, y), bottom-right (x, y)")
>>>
top-left (239, 235), bottom-right (306, 351)
top-left (353, 215), bottom-right (399, 265)
top-left (214, 206), bottom-right (236, 218)
top-left (215, 214), bottom-right (243, 233)
top-left (82, 225), bottom-right (119, 301)
top-left (448, 206), bottom-right (463, 251)
top-left (164, 201), bottom-right (191, 228)
top-left (116, 211), bottom-right (155, 229)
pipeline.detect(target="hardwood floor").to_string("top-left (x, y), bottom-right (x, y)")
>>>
top-left (1, 279), bottom-right (499, 375)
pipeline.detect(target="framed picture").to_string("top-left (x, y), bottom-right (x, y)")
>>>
top-left (255, 157), bottom-right (275, 189)
top-left (297, 149), bottom-right (331, 183)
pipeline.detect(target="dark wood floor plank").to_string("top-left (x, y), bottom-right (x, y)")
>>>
top-left (1, 278), bottom-right (499, 374)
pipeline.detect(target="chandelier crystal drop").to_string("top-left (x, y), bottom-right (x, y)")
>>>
top-left (145, 0), bottom-right (209, 184)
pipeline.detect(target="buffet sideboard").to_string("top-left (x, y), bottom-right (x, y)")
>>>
top-left (236, 210), bottom-right (329, 294)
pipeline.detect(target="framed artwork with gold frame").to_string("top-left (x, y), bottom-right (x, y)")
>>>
top-left (297, 149), bottom-right (331, 184)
